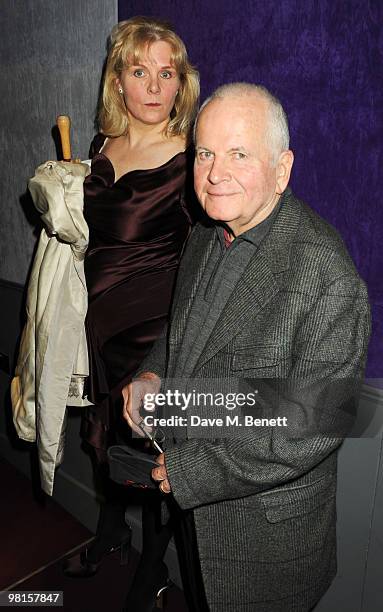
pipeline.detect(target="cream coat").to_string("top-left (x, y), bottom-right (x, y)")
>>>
top-left (11, 161), bottom-right (92, 495)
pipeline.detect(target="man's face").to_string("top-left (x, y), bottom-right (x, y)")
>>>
top-left (194, 96), bottom-right (290, 236)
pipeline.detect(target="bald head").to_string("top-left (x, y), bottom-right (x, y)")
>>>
top-left (194, 83), bottom-right (290, 166)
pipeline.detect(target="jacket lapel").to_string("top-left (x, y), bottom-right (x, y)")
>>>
top-left (168, 223), bottom-right (216, 347)
top-left (194, 191), bottom-right (302, 372)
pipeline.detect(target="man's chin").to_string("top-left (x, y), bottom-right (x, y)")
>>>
top-left (202, 205), bottom-right (236, 224)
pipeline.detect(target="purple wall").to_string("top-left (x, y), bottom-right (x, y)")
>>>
top-left (119, 0), bottom-right (382, 380)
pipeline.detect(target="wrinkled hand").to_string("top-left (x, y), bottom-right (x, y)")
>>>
top-left (152, 453), bottom-right (171, 494)
top-left (122, 372), bottom-right (161, 436)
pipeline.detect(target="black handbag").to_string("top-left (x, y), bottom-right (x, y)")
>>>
top-left (108, 419), bottom-right (165, 489)
top-left (107, 445), bottom-right (159, 489)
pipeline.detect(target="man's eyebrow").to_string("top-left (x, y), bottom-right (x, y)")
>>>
top-left (228, 146), bottom-right (247, 153)
top-left (195, 145), bottom-right (249, 153)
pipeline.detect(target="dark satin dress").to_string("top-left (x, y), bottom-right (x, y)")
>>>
top-left (82, 134), bottom-right (193, 450)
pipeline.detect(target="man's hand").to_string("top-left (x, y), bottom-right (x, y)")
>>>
top-left (122, 372), bottom-right (161, 436)
top-left (152, 453), bottom-right (171, 494)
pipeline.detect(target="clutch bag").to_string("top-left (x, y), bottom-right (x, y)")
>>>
top-left (107, 445), bottom-right (158, 489)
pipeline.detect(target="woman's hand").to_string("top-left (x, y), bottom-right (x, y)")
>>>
top-left (122, 372), bottom-right (161, 435)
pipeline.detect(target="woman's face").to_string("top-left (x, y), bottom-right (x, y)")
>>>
top-left (117, 40), bottom-right (180, 127)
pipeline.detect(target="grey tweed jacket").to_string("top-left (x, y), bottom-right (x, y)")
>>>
top-left (141, 188), bottom-right (371, 611)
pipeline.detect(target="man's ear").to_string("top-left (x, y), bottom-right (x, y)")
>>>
top-left (276, 150), bottom-right (294, 194)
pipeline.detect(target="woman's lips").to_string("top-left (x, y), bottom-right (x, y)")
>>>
top-left (145, 103), bottom-right (161, 107)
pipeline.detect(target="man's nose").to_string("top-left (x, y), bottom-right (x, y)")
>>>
top-left (207, 157), bottom-right (231, 184)
top-left (147, 75), bottom-right (160, 94)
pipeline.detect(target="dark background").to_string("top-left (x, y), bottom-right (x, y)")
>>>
top-left (0, 4), bottom-right (381, 609)
top-left (119, 0), bottom-right (382, 380)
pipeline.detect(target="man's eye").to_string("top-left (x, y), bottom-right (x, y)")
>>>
top-left (233, 152), bottom-right (246, 160)
top-left (160, 71), bottom-right (173, 79)
top-left (198, 151), bottom-right (213, 161)
top-left (133, 69), bottom-right (145, 77)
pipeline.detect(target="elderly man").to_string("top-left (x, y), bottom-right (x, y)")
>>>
top-left (122, 83), bottom-right (370, 611)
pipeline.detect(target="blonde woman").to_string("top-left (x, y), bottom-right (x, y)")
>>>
top-left (63, 17), bottom-right (199, 610)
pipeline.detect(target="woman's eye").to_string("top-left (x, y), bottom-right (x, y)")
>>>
top-left (133, 69), bottom-right (145, 77)
top-left (160, 71), bottom-right (173, 79)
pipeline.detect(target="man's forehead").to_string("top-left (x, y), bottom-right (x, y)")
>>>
top-left (203, 93), bottom-right (265, 116)
top-left (196, 95), bottom-right (266, 143)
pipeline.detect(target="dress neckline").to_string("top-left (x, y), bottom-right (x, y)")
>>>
top-left (93, 144), bottom-right (188, 186)
top-left (93, 149), bottom-right (186, 185)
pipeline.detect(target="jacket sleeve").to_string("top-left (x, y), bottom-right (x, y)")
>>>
top-left (134, 324), bottom-right (168, 380)
top-left (164, 272), bottom-right (371, 510)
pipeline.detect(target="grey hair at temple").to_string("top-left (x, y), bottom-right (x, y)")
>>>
top-left (193, 82), bottom-right (290, 165)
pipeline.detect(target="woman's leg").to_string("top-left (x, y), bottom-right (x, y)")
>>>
top-left (123, 494), bottom-right (173, 611)
top-left (140, 496), bottom-right (173, 567)
top-left (63, 447), bottom-right (132, 576)
top-left (84, 443), bottom-right (131, 559)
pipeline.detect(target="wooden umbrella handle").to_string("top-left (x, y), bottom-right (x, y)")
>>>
top-left (56, 115), bottom-right (72, 161)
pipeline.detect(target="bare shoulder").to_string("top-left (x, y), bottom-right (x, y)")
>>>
top-left (101, 134), bottom-right (186, 178)
top-left (145, 134), bottom-right (187, 165)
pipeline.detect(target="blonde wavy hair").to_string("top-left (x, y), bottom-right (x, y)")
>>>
top-left (99, 17), bottom-right (200, 139)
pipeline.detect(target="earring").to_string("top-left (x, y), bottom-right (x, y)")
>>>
top-left (118, 87), bottom-right (123, 94)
